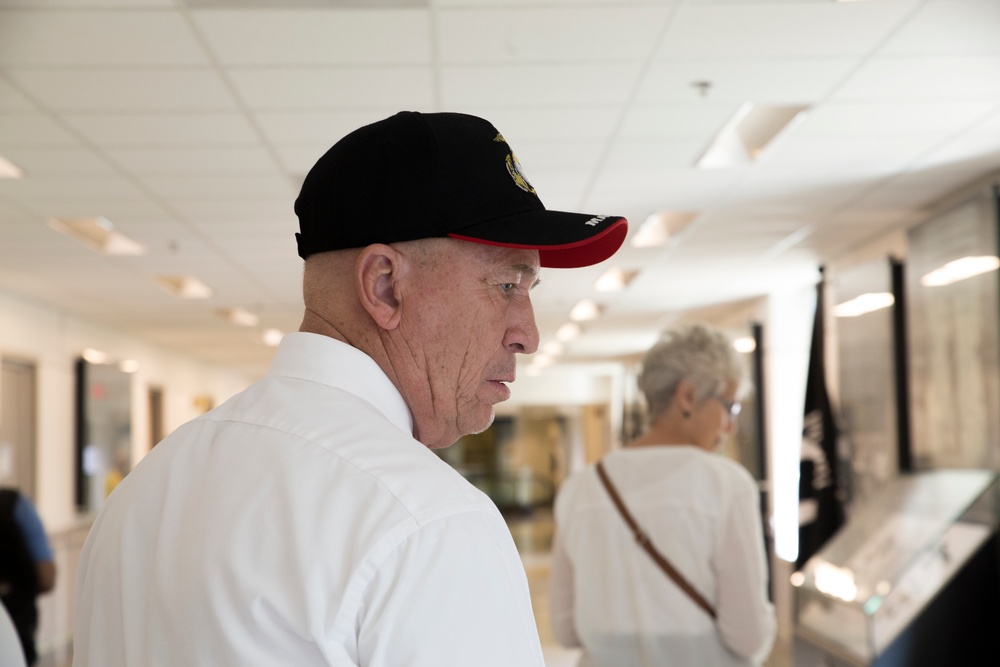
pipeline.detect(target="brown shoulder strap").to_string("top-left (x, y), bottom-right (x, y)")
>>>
top-left (595, 460), bottom-right (717, 619)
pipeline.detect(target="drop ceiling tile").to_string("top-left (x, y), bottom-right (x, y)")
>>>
top-left (0, 10), bottom-right (210, 66)
top-left (436, 0), bottom-right (673, 6)
top-left (272, 146), bottom-right (329, 177)
top-left (437, 6), bottom-right (669, 63)
top-left (253, 110), bottom-right (402, 144)
top-left (0, 147), bottom-right (118, 176)
top-left (605, 138), bottom-right (708, 170)
top-left (0, 113), bottom-right (83, 146)
top-left (0, 0), bottom-right (173, 7)
top-left (7, 69), bottom-right (239, 112)
top-left (442, 64), bottom-right (639, 106)
top-left (0, 175), bottom-right (146, 201)
top-left (763, 134), bottom-right (945, 171)
top-left (113, 220), bottom-right (220, 249)
top-left (512, 140), bottom-right (605, 172)
top-left (585, 168), bottom-right (742, 212)
top-left (834, 56), bottom-right (1000, 101)
top-left (15, 195), bottom-right (165, 223)
top-left (454, 106), bottom-right (622, 142)
top-left (659, 1), bottom-right (916, 58)
top-left (106, 147), bottom-right (282, 175)
top-left (509, 170), bottom-right (590, 212)
top-left (228, 67), bottom-right (434, 110)
top-left (0, 199), bottom-right (29, 220)
top-left (797, 101), bottom-right (998, 137)
top-left (193, 9), bottom-right (431, 65)
top-left (63, 112), bottom-right (260, 147)
top-left (881, 0), bottom-right (1000, 56)
top-left (137, 174), bottom-right (295, 199)
top-left (0, 78), bottom-right (34, 111)
top-left (851, 173), bottom-right (973, 212)
top-left (911, 118), bottom-right (1000, 171)
top-left (618, 103), bottom-right (739, 139)
top-left (171, 198), bottom-right (294, 224)
top-left (636, 58), bottom-right (857, 105)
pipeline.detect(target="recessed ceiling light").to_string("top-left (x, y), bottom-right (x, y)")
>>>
top-left (155, 275), bottom-right (213, 300)
top-left (594, 267), bottom-right (638, 292)
top-left (733, 336), bottom-right (757, 353)
top-left (48, 216), bottom-right (146, 255)
top-left (833, 293), bottom-right (895, 317)
top-left (542, 340), bottom-right (565, 356)
top-left (532, 354), bottom-right (554, 368)
top-left (555, 322), bottom-right (582, 342)
top-left (632, 211), bottom-right (697, 249)
top-left (570, 299), bottom-right (601, 322)
top-left (0, 154), bottom-right (24, 179)
top-left (262, 328), bottom-right (285, 347)
top-left (119, 359), bottom-right (140, 373)
top-left (218, 307), bottom-right (259, 327)
top-left (81, 348), bottom-right (111, 364)
top-left (920, 256), bottom-right (1000, 287)
top-left (696, 103), bottom-right (809, 170)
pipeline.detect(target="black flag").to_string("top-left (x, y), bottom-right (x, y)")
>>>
top-left (796, 272), bottom-right (845, 569)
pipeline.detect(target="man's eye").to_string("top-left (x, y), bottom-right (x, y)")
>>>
top-left (500, 283), bottom-right (516, 293)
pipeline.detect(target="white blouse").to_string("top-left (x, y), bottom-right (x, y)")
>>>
top-left (550, 445), bottom-right (776, 667)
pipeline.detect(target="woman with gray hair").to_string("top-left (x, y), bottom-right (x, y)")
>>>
top-left (549, 322), bottom-right (776, 666)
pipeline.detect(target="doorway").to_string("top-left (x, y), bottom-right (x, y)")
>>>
top-left (0, 356), bottom-right (38, 498)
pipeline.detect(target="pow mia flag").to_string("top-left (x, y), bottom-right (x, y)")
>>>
top-left (796, 272), bottom-right (846, 570)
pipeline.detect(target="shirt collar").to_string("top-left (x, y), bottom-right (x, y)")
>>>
top-left (267, 332), bottom-right (414, 436)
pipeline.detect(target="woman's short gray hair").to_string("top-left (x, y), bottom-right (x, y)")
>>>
top-left (639, 322), bottom-right (748, 422)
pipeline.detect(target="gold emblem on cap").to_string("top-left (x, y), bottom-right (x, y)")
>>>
top-left (494, 133), bottom-right (536, 195)
top-left (505, 154), bottom-right (536, 195)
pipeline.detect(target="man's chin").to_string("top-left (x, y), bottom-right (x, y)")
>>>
top-left (424, 408), bottom-right (496, 450)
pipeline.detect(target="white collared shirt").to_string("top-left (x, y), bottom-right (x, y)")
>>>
top-left (75, 332), bottom-right (544, 666)
top-left (550, 446), bottom-right (776, 667)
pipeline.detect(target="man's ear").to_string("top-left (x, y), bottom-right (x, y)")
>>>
top-left (356, 244), bottom-right (402, 331)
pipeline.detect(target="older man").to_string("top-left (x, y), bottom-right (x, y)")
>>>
top-left (74, 111), bottom-right (627, 666)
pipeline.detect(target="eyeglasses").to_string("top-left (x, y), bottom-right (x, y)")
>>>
top-left (715, 396), bottom-right (742, 419)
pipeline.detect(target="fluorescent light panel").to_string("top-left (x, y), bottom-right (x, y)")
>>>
top-left (696, 103), bottom-right (809, 170)
top-left (542, 340), bottom-right (565, 356)
top-left (569, 299), bottom-right (601, 322)
top-left (833, 292), bottom-right (895, 317)
top-left (48, 216), bottom-right (146, 256)
top-left (555, 322), bottom-right (582, 342)
top-left (920, 256), bottom-right (1000, 287)
top-left (218, 307), bottom-right (259, 327)
top-left (262, 329), bottom-right (285, 347)
top-left (155, 275), bottom-right (213, 299)
top-left (632, 211), bottom-right (697, 249)
top-left (0, 154), bottom-right (24, 179)
top-left (594, 267), bottom-right (637, 292)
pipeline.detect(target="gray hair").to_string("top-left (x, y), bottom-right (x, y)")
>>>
top-left (639, 322), bottom-right (748, 422)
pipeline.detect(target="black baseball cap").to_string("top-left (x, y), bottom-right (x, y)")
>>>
top-left (294, 111), bottom-right (627, 269)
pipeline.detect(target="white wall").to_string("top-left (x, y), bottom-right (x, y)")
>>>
top-left (0, 288), bottom-right (255, 531)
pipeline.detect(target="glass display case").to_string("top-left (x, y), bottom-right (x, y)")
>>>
top-left (793, 469), bottom-right (1000, 666)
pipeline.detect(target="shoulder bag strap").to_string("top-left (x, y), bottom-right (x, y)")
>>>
top-left (595, 460), bottom-right (717, 619)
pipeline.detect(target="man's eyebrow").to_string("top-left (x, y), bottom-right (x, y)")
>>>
top-left (512, 263), bottom-right (542, 289)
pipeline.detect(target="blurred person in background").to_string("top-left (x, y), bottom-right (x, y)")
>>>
top-left (550, 322), bottom-right (775, 666)
top-left (0, 487), bottom-right (56, 666)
